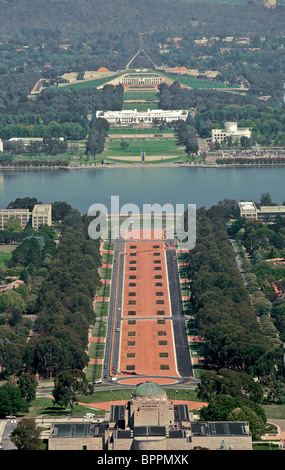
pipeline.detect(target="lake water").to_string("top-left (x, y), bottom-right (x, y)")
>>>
top-left (0, 166), bottom-right (284, 213)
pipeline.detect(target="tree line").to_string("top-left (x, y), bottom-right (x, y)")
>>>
top-left (185, 202), bottom-right (285, 379)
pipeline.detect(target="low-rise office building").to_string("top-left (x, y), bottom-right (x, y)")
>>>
top-left (0, 208), bottom-right (31, 230)
top-left (0, 204), bottom-right (52, 230)
top-left (238, 201), bottom-right (285, 220)
top-left (31, 204), bottom-right (52, 230)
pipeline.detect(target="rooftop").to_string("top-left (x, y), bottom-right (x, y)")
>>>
top-left (133, 381), bottom-right (166, 397)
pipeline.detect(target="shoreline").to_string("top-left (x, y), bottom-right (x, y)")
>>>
top-left (0, 163), bottom-right (285, 172)
top-left (1, 162), bottom-right (285, 170)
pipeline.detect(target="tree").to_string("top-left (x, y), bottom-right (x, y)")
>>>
top-left (11, 418), bottom-right (42, 450)
top-left (18, 373), bottom-right (38, 402)
top-left (0, 383), bottom-right (29, 417)
top-left (227, 406), bottom-right (265, 439)
top-left (4, 216), bottom-right (22, 232)
top-left (260, 192), bottom-right (273, 206)
top-left (240, 136), bottom-right (251, 148)
top-left (52, 369), bottom-right (91, 414)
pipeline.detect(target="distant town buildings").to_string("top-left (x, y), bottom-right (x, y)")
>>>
top-left (96, 109), bottom-right (188, 124)
top-left (238, 201), bottom-right (285, 220)
top-left (48, 381), bottom-right (252, 450)
top-left (209, 121), bottom-right (252, 145)
top-left (0, 204), bottom-right (52, 230)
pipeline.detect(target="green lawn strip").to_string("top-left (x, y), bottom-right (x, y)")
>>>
top-left (89, 342), bottom-right (105, 359)
top-left (94, 301), bottom-right (109, 316)
top-left (92, 320), bottom-right (106, 337)
top-left (26, 397), bottom-right (106, 417)
top-left (53, 74), bottom-right (120, 91)
top-left (26, 388), bottom-right (201, 418)
top-left (100, 268), bottom-right (112, 280)
top-left (77, 387), bottom-right (200, 406)
top-left (123, 102), bottom-right (158, 111)
top-left (165, 73), bottom-right (238, 89)
top-left (124, 91), bottom-right (159, 101)
top-left (0, 252), bottom-right (12, 269)
top-left (108, 126), bottom-right (175, 135)
top-left (103, 156), bottom-right (184, 165)
top-left (103, 242), bottom-right (114, 251)
top-left (96, 284), bottom-right (110, 297)
top-left (102, 253), bottom-right (113, 264)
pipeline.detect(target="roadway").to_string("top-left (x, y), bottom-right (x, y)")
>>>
top-left (165, 248), bottom-right (194, 378)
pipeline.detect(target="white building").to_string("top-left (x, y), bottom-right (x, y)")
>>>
top-left (210, 122), bottom-right (252, 145)
top-left (238, 201), bottom-right (285, 220)
top-left (0, 209), bottom-right (31, 230)
top-left (0, 139), bottom-right (3, 152)
top-left (31, 204), bottom-right (52, 230)
top-left (96, 109), bottom-right (188, 124)
top-left (0, 204), bottom-right (52, 230)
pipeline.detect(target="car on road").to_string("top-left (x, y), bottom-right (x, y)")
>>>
top-left (93, 379), bottom-right (102, 384)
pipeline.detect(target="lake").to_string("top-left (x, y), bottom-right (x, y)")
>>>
top-left (0, 166), bottom-right (284, 214)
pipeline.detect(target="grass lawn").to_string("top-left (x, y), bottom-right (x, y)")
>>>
top-left (165, 73), bottom-right (237, 89)
top-left (123, 101), bottom-right (158, 111)
top-left (108, 126), bottom-right (175, 135)
top-left (124, 91), bottom-right (159, 101)
top-left (55, 74), bottom-right (120, 91)
top-left (102, 138), bottom-right (186, 158)
top-left (0, 252), bottom-right (12, 269)
top-left (262, 404), bottom-right (285, 420)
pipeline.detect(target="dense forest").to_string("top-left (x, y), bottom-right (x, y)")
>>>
top-left (0, 200), bottom-right (102, 379)
top-left (185, 201), bottom-right (285, 387)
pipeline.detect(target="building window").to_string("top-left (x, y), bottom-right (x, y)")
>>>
top-left (158, 331), bottom-right (167, 336)
top-left (128, 311), bottom-right (136, 316)
top-left (127, 353), bottom-right (136, 358)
